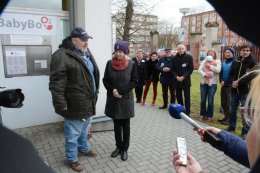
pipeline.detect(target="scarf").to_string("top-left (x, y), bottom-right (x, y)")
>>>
top-left (111, 57), bottom-right (129, 71)
top-left (72, 44), bottom-right (90, 60)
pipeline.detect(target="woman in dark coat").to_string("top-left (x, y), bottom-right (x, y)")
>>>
top-left (142, 51), bottom-right (160, 106)
top-left (132, 49), bottom-right (146, 103)
top-left (103, 40), bottom-right (138, 161)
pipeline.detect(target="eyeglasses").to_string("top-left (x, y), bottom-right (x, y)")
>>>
top-left (241, 49), bottom-right (251, 52)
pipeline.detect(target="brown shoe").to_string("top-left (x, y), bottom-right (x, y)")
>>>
top-left (78, 149), bottom-right (97, 157)
top-left (68, 161), bottom-right (84, 172)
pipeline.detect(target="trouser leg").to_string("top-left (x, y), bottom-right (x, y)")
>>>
top-left (113, 119), bottom-right (123, 149)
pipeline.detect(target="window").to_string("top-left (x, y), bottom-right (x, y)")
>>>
top-left (8, 0), bottom-right (68, 11)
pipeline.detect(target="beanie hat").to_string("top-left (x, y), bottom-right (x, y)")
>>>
top-left (114, 40), bottom-right (129, 54)
top-left (226, 47), bottom-right (235, 56)
top-left (137, 49), bottom-right (144, 54)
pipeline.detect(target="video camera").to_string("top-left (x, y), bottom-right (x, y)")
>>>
top-left (0, 88), bottom-right (24, 108)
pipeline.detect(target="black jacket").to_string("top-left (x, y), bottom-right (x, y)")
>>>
top-left (103, 59), bottom-right (138, 119)
top-left (172, 52), bottom-right (194, 88)
top-left (144, 59), bottom-right (159, 81)
top-left (132, 57), bottom-right (146, 87)
top-left (156, 56), bottom-right (175, 84)
top-left (229, 55), bottom-right (258, 94)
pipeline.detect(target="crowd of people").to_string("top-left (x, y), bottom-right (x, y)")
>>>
top-left (49, 33), bottom-right (259, 172)
top-left (132, 45), bottom-right (194, 114)
top-left (1, 0), bottom-right (260, 172)
top-left (119, 42), bottom-right (259, 173)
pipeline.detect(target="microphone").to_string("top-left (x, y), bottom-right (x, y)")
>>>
top-left (0, 88), bottom-right (24, 108)
top-left (169, 103), bottom-right (222, 147)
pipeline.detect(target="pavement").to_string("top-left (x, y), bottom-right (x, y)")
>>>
top-left (15, 103), bottom-right (250, 173)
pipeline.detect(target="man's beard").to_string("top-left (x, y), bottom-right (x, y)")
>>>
top-left (74, 44), bottom-right (87, 53)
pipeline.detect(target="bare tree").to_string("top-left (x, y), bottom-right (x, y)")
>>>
top-left (158, 19), bottom-right (179, 48)
top-left (112, 0), bottom-right (158, 41)
top-left (122, 0), bottom-right (133, 41)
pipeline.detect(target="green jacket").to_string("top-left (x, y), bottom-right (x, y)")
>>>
top-left (49, 37), bottom-right (100, 119)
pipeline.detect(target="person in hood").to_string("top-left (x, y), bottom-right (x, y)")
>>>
top-left (218, 47), bottom-right (236, 125)
top-left (49, 27), bottom-right (100, 172)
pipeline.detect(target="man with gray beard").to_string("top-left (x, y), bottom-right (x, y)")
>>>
top-left (49, 27), bottom-right (100, 172)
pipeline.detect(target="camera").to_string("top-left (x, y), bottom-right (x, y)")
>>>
top-left (0, 88), bottom-right (24, 108)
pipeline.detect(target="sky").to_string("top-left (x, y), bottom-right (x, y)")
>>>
top-left (147, 0), bottom-right (214, 26)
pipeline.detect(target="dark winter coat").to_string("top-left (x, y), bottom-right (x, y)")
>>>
top-left (172, 52), bottom-right (194, 88)
top-left (49, 37), bottom-right (100, 119)
top-left (132, 57), bottom-right (146, 87)
top-left (156, 56), bottom-right (175, 84)
top-left (103, 59), bottom-right (138, 119)
top-left (229, 55), bottom-right (258, 94)
top-left (144, 59), bottom-right (160, 82)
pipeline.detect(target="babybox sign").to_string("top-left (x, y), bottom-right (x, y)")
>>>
top-left (0, 12), bottom-right (56, 35)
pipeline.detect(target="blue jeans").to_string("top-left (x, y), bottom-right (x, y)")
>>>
top-left (64, 117), bottom-right (90, 163)
top-left (229, 92), bottom-right (247, 131)
top-left (200, 84), bottom-right (217, 118)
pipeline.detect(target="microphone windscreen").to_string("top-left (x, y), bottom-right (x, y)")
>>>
top-left (168, 103), bottom-right (186, 119)
top-left (0, 89), bottom-right (24, 108)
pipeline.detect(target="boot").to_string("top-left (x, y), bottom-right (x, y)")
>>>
top-left (121, 150), bottom-right (128, 161)
top-left (68, 161), bottom-right (84, 172)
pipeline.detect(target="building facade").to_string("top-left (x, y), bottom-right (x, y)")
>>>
top-left (181, 10), bottom-right (250, 48)
top-left (112, 13), bottom-right (158, 56)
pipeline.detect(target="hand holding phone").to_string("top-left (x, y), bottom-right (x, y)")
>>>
top-left (176, 137), bottom-right (188, 166)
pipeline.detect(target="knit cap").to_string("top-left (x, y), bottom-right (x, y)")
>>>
top-left (114, 40), bottom-right (129, 54)
top-left (226, 47), bottom-right (236, 56)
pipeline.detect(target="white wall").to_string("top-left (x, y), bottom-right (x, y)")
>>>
top-left (0, 76), bottom-right (62, 128)
top-left (0, 0), bottom-right (112, 129)
top-left (82, 0), bottom-right (112, 118)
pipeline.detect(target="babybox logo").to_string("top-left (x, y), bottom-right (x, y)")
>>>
top-left (0, 12), bottom-right (56, 35)
top-left (41, 16), bottom-right (53, 30)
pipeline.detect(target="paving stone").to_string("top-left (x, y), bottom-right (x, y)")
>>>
top-left (15, 104), bottom-right (250, 173)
